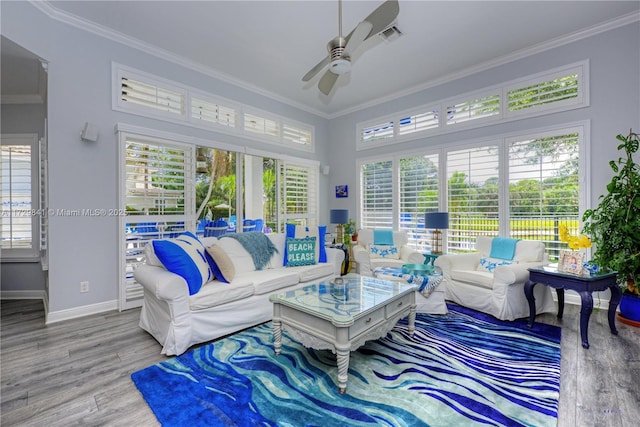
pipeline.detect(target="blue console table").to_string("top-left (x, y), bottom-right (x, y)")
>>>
top-left (525, 267), bottom-right (621, 349)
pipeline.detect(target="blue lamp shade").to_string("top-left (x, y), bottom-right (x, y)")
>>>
top-left (425, 212), bottom-right (449, 229)
top-left (330, 209), bottom-right (350, 224)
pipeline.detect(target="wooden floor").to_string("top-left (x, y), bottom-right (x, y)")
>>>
top-left (1, 299), bottom-right (639, 426)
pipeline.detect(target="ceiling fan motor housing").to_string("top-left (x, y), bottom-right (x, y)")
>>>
top-left (327, 36), bottom-right (351, 75)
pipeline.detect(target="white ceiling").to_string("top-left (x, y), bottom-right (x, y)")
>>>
top-left (8, 1), bottom-right (640, 117)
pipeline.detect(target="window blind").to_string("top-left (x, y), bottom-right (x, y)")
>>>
top-left (191, 97), bottom-right (237, 128)
top-left (278, 161), bottom-right (318, 229)
top-left (121, 77), bottom-right (184, 116)
top-left (245, 113), bottom-right (279, 138)
top-left (446, 94), bottom-right (500, 125)
top-left (1, 145), bottom-right (33, 250)
top-left (360, 160), bottom-right (393, 229)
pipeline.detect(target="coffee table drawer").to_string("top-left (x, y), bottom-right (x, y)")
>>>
top-left (351, 308), bottom-right (386, 336)
top-left (386, 292), bottom-right (413, 318)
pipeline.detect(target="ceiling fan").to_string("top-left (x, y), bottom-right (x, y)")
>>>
top-left (302, 0), bottom-right (400, 96)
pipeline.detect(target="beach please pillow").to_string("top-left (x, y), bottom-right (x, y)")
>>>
top-left (284, 224), bottom-right (327, 265)
top-left (286, 237), bottom-right (317, 267)
top-left (152, 232), bottom-right (213, 295)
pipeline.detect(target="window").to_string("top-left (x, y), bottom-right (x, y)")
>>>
top-left (113, 63), bottom-right (314, 152)
top-left (1, 134), bottom-right (39, 259)
top-left (356, 61), bottom-right (588, 150)
top-left (277, 161), bottom-right (318, 229)
top-left (507, 131), bottom-right (580, 261)
top-left (360, 160), bottom-right (393, 229)
top-left (399, 154), bottom-right (440, 250)
top-left (506, 66), bottom-right (583, 116)
top-left (446, 93), bottom-right (500, 125)
top-left (447, 145), bottom-right (500, 251)
top-left (356, 124), bottom-right (586, 258)
top-left (119, 132), bottom-right (194, 309)
top-left (191, 97), bottom-right (237, 128)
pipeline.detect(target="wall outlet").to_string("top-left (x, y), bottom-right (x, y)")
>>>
top-left (80, 281), bottom-right (89, 293)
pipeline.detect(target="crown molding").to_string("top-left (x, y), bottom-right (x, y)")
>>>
top-left (31, 1), bottom-right (639, 120)
top-left (327, 10), bottom-right (640, 119)
top-left (30, 0), bottom-right (331, 118)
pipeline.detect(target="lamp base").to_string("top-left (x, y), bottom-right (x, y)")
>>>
top-left (431, 229), bottom-right (443, 254)
top-left (335, 224), bottom-right (344, 244)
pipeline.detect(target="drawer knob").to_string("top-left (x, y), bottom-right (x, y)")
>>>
top-left (398, 301), bottom-right (403, 307)
top-left (365, 317), bottom-right (372, 323)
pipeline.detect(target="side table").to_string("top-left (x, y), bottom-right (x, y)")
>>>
top-left (328, 244), bottom-right (350, 276)
top-left (525, 267), bottom-right (621, 349)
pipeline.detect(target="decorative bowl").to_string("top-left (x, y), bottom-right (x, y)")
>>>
top-left (402, 264), bottom-right (434, 275)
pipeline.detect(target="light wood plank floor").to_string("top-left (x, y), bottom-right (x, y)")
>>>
top-left (2, 299), bottom-right (639, 426)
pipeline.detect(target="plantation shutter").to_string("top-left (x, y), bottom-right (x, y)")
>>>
top-left (399, 111), bottom-right (439, 136)
top-left (1, 144), bottom-right (33, 249)
top-left (447, 145), bottom-right (500, 251)
top-left (360, 121), bottom-right (395, 144)
top-left (277, 161), bottom-right (318, 230)
top-left (360, 160), bottom-right (393, 229)
top-left (120, 134), bottom-right (194, 310)
top-left (39, 137), bottom-right (48, 269)
top-left (191, 97), bottom-right (237, 128)
top-left (508, 131), bottom-right (580, 261)
top-left (446, 94), bottom-right (500, 125)
top-left (399, 154), bottom-right (440, 249)
top-left (282, 123), bottom-right (312, 146)
top-left (121, 77), bottom-right (185, 116)
top-left (507, 73), bottom-right (579, 113)
top-left (245, 113), bottom-right (279, 138)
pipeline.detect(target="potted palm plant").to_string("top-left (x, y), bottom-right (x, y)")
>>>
top-left (582, 129), bottom-right (640, 325)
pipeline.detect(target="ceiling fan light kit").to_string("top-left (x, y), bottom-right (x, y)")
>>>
top-left (303, 0), bottom-right (400, 95)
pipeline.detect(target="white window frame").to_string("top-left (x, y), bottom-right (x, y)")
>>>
top-left (112, 63), bottom-right (315, 153)
top-left (356, 60), bottom-right (589, 151)
top-left (1, 133), bottom-right (40, 261)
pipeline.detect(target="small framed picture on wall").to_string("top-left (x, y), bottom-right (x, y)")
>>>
top-left (335, 185), bottom-right (348, 198)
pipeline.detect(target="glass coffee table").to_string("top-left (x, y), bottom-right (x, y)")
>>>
top-left (269, 275), bottom-right (416, 393)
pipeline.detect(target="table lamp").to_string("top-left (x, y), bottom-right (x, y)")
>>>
top-left (330, 209), bottom-right (349, 244)
top-left (425, 212), bottom-right (449, 254)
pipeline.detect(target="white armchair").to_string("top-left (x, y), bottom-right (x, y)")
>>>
top-left (352, 229), bottom-right (424, 276)
top-left (434, 236), bottom-right (556, 321)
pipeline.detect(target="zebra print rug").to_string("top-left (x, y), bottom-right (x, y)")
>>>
top-left (132, 304), bottom-right (561, 426)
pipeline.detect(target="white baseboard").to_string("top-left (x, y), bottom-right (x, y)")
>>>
top-left (0, 290), bottom-right (46, 300)
top-left (46, 299), bottom-right (119, 324)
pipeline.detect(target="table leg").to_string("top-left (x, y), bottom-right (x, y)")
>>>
top-left (273, 318), bottom-right (282, 355)
top-left (524, 280), bottom-right (537, 328)
top-left (608, 285), bottom-right (622, 336)
top-left (335, 343), bottom-right (351, 394)
top-left (578, 291), bottom-right (594, 349)
top-left (556, 288), bottom-right (565, 319)
top-left (408, 304), bottom-right (416, 337)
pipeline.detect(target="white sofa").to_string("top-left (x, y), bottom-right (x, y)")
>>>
top-left (434, 236), bottom-right (556, 321)
top-left (135, 233), bottom-right (344, 355)
top-left (352, 229), bottom-right (424, 276)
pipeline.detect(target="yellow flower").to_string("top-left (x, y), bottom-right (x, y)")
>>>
top-left (560, 223), bottom-right (592, 249)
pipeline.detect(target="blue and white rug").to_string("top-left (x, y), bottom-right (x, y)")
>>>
top-left (132, 304), bottom-right (561, 426)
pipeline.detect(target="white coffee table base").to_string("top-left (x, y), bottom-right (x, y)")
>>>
top-left (273, 292), bottom-right (415, 393)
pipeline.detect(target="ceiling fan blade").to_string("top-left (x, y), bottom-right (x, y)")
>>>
top-left (302, 55), bottom-right (331, 82)
top-left (362, 0), bottom-right (399, 39)
top-left (318, 69), bottom-right (339, 95)
top-left (343, 20), bottom-right (373, 56)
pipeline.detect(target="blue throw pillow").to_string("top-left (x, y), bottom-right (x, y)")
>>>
top-left (152, 231), bottom-right (213, 295)
top-left (373, 229), bottom-right (394, 245)
top-left (286, 237), bottom-right (317, 267)
top-left (284, 224), bottom-right (327, 266)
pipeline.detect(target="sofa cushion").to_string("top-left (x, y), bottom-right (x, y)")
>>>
top-left (513, 240), bottom-right (545, 263)
top-left (287, 262), bottom-right (335, 282)
top-left (285, 237), bottom-right (317, 267)
top-left (214, 237), bottom-right (255, 274)
top-left (151, 232), bottom-right (213, 295)
top-left (369, 244), bottom-right (400, 259)
top-left (450, 270), bottom-right (494, 289)
top-left (241, 269), bottom-right (300, 295)
top-left (189, 279), bottom-right (255, 310)
top-left (206, 244), bottom-right (236, 283)
top-left (285, 224), bottom-right (327, 264)
top-left (477, 257), bottom-right (513, 273)
top-left (370, 258), bottom-right (406, 270)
